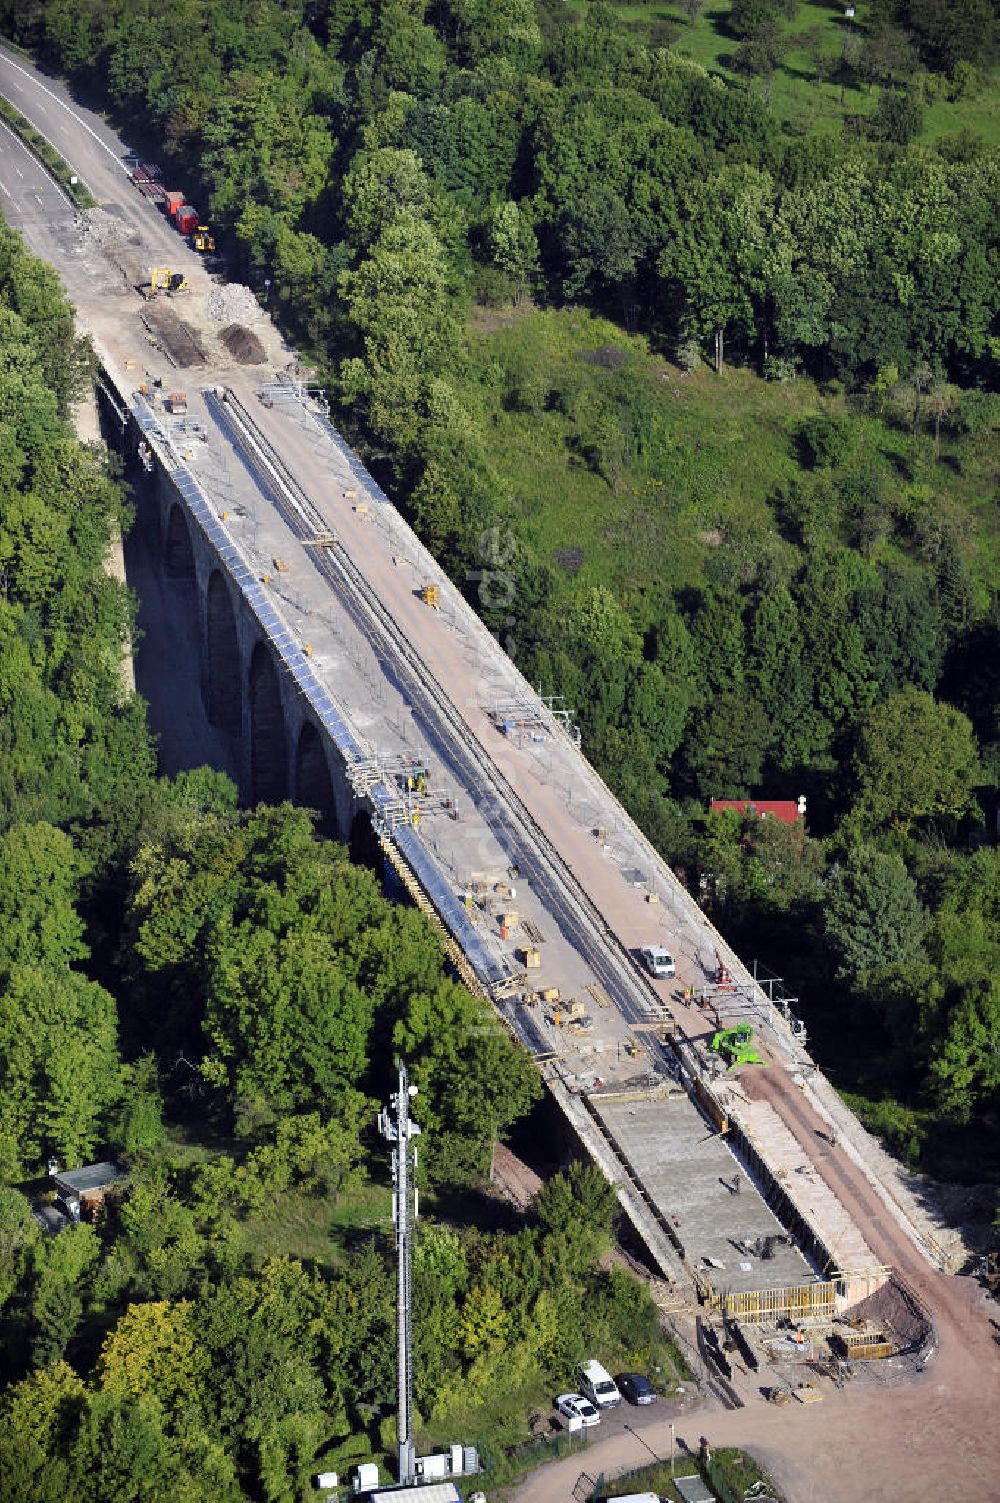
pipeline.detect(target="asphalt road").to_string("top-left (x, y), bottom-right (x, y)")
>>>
top-left (0, 114), bottom-right (70, 232)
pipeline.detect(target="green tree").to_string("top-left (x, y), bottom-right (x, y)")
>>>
top-left (394, 980), bottom-right (541, 1182)
top-left (747, 585), bottom-right (816, 768)
top-left (869, 89), bottom-right (924, 145)
top-left (684, 690), bottom-right (770, 799)
top-left (0, 966), bottom-right (122, 1174)
top-left (98, 1300), bottom-right (210, 1412)
top-left (0, 1185), bottom-right (39, 1316)
top-left (111, 1055), bottom-right (166, 1156)
top-left (28, 1224), bottom-right (101, 1368)
top-left (69, 1391), bottom-right (177, 1503)
top-left (0, 824), bottom-right (88, 973)
top-left (340, 210), bottom-right (460, 451)
top-left (907, 0), bottom-right (996, 70)
top-left (823, 846), bottom-right (926, 986)
top-left (0, 1360), bottom-right (83, 1502)
top-left (488, 201), bottom-right (540, 304)
top-left (850, 688), bottom-right (980, 835)
top-left (341, 149), bottom-right (438, 248)
top-left (929, 982), bottom-right (1000, 1122)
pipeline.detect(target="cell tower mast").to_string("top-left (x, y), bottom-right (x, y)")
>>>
top-left (379, 1063), bottom-right (421, 1486)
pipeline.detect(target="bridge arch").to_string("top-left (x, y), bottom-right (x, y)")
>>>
top-left (206, 570), bottom-right (241, 734)
top-left (249, 641), bottom-right (287, 805)
top-left (295, 721), bottom-right (337, 836)
top-left (164, 503), bottom-right (196, 583)
top-left (350, 808), bottom-right (382, 870)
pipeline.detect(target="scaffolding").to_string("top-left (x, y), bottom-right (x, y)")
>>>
top-left (488, 694), bottom-right (581, 748)
top-left (711, 1279), bottom-right (837, 1325)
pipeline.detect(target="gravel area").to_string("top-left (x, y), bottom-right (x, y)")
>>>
top-left (207, 283), bottom-right (261, 323)
top-left (81, 206), bottom-right (137, 247)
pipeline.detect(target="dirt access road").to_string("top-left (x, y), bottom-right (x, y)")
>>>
top-left (513, 1341), bottom-right (1000, 1503)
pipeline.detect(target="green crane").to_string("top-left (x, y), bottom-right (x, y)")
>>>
top-left (710, 1023), bottom-right (765, 1069)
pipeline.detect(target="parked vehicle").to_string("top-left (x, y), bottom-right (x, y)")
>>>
top-left (615, 1372), bottom-right (656, 1406)
top-left (175, 205), bottom-right (199, 235)
top-left (638, 945), bottom-right (675, 979)
top-left (554, 1393), bottom-right (600, 1428)
top-left (577, 1359), bottom-right (621, 1409)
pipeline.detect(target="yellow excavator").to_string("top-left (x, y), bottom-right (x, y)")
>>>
top-left (139, 267), bottom-right (189, 300)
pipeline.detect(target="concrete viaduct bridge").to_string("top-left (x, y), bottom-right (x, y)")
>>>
top-left (0, 41), bottom-right (952, 1347)
top-left (104, 370), bottom-right (912, 1324)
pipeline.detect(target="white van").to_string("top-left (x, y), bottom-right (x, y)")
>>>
top-left (577, 1359), bottom-right (621, 1409)
top-left (639, 945), bottom-right (675, 980)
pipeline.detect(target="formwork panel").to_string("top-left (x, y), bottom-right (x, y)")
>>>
top-left (714, 1280), bottom-right (836, 1325)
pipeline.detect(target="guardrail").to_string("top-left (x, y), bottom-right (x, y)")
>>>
top-left (0, 92), bottom-right (95, 207)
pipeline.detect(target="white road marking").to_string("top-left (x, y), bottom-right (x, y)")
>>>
top-left (13, 164), bottom-right (22, 178)
top-left (0, 183), bottom-right (10, 198)
top-left (0, 51), bottom-right (125, 174)
top-left (33, 192), bottom-right (43, 204)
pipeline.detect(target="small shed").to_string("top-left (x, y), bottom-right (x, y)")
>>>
top-left (52, 1161), bottom-right (127, 1221)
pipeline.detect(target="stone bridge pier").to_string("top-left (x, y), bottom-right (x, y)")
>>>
top-left (135, 453), bottom-right (359, 841)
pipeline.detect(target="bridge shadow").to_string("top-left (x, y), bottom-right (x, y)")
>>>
top-left (123, 470), bottom-right (239, 782)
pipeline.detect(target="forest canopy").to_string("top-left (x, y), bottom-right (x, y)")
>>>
top-left (3, 0), bottom-right (999, 1167)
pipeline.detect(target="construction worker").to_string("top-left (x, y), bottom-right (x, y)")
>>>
top-left (683, 986), bottom-right (693, 1008)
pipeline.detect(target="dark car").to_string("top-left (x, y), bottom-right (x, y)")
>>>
top-left (616, 1372), bottom-right (656, 1406)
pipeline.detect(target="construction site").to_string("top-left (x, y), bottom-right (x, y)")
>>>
top-left (0, 43), bottom-right (998, 1501)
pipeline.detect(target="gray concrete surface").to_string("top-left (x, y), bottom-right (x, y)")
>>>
top-left (598, 1096), bottom-right (810, 1294)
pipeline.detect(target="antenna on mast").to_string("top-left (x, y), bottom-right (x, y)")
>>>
top-left (379, 1063), bottom-right (421, 1486)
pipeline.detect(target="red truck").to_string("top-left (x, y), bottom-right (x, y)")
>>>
top-left (175, 205), bottom-right (199, 235)
top-left (164, 190), bottom-right (184, 218)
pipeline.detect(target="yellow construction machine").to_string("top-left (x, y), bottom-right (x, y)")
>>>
top-left (139, 268), bottom-right (189, 299)
top-left (192, 226), bottom-right (216, 253)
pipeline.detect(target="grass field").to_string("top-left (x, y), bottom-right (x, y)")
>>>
top-left (460, 305), bottom-right (998, 620)
top-left (568, 0), bottom-right (1000, 143)
top-left (600, 1446), bottom-right (781, 1503)
top-left (464, 306), bottom-right (819, 601)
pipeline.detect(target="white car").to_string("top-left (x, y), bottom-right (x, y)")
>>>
top-left (555, 1393), bottom-right (601, 1428)
top-left (639, 945), bottom-right (676, 980)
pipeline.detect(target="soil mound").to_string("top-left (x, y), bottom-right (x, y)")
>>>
top-left (220, 324), bottom-right (265, 364)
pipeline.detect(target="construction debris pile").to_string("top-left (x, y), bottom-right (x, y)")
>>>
top-left (81, 207), bottom-right (136, 248)
top-left (206, 283), bottom-right (261, 324)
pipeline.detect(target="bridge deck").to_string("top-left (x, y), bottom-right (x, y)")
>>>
top-left (0, 69), bottom-right (911, 1304)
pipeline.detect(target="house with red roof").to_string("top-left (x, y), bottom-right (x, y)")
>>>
top-left (710, 797), bottom-right (806, 826)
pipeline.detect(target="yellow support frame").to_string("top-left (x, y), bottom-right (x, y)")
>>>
top-left (711, 1279), bottom-right (837, 1324)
